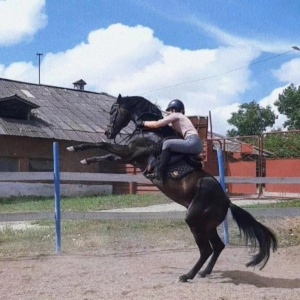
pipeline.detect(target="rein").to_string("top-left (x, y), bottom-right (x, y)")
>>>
top-left (111, 132), bottom-right (132, 145)
top-left (106, 103), bottom-right (119, 136)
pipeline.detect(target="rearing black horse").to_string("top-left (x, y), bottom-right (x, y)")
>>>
top-left (67, 94), bottom-right (277, 282)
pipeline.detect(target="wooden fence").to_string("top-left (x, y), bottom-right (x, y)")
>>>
top-left (1, 172), bottom-right (300, 223)
top-left (0, 172), bottom-right (151, 197)
top-left (1, 172), bottom-right (300, 197)
top-left (0, 172), bottom-right (149, 183)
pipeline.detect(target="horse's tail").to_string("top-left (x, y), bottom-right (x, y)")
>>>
top-left (229, 201), bottom-right (277, 270)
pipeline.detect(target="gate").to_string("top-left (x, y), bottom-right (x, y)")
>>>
top-left (204, 131), bottom-right (300, 197)
top-left (262, 130), bottom-right (300, 196)
top-left (224, 136), bottom-right (260, 195)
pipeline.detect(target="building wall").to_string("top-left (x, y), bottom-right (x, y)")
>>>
top-left (0, 136), bottom-right (124, 173)
top-left (0, 115), bottom-right (208, 195)
top-left (0, 136), bottom-right (128, 196)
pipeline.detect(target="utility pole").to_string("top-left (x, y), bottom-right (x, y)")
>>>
top-left (36, 52), bottom-right (43, 84)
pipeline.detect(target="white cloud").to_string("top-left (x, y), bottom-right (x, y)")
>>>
top-left (0, 61), bottom-right (36, 82)
top-left (210, 102), bottom-right (240, 135)
top-left (272, 58), bottom-right (300, 85)
top-left (2, 24), bottom-right (257, 102)
top-left (212, 86), bottom-right (289, 135)
top-left (0, 0), bottom-right (47, 46)
top-left (188, 17), bottom-right (293, 53)
top-left (0, 23), bottom-right (298, 134)
top-left (259, 86), bottom-right (288, 130)
top-left (42, 24), bottom-right (257, 120)
top-left (259, 56), bottom-right (300, 131)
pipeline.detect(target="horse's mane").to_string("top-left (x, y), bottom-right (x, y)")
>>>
top-left (117, 94), bottom-right (177, 138)
top-left (117, 95), bottom-right (163, 120)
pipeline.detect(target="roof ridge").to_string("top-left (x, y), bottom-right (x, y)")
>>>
top-left (0, 77), bottom-right (115, 97)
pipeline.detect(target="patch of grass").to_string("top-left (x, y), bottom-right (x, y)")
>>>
top-left (241, 199), bottom-right (300, 208)
top-left (0, 224), bottom-right (55, 257)
top-left (1, 195), bottom-right (300, 213)
top-left (0, 219), bottom-right (189, 257)
top-left (1, 216), bottom-right (300, 258)
top-left (0, 194), bottom-right (171, 213)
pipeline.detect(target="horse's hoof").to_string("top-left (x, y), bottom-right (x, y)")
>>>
top-left (199, 271), bottom-right (207, 278)
top-left (80, 159), bottom-right (87, 165)
top-left (179, 275), bottom-right (189, 282)
top-left (67, 146), bottom-right (74, 152)
top-left (199, 270), bottom-right (211, 278)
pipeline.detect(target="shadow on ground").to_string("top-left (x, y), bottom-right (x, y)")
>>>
top-left (216, 270), bottom-right (300, 289)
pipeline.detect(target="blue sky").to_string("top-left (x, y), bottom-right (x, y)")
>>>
top-left (1, 0), bottom-right (300, 134)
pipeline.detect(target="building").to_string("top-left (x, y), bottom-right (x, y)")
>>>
top-left (0, 77), bottom-right (135, 196)
top-left (0, 77), bottom-right (210, 196)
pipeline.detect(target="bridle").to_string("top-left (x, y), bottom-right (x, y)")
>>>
top-left (106, 102), bottom-right (162, 158)
top-left (106, 103), bottom-right (137, 145)
top-left (105, 103), bottom-right (119, 137)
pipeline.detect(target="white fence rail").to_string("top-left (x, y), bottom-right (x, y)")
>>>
top-left (0, 172), bottom-right (149, 184)
top-left (1, 172), bottom-right (300, 223)
top-left (0, 172), bottom-right (150, 198)
top-left (1, 172), bottom-right (300, 199)
top-left (1, 172), bottom-right (300, 184)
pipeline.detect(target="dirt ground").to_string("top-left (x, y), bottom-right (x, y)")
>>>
top-left (0, 243), bottom-right (299, 300)
top-left (0, 211), bottom-right (299, 300)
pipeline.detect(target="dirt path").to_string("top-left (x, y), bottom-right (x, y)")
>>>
top-left (0, 245), bottom-right (299, 300)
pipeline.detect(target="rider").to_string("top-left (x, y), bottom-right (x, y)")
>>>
top-left (140, 99), bottom-right (203, 183)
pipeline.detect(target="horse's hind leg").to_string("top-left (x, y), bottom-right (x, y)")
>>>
top-left (179, 210), bottom-right (213, 282)
top-left (199, 229), bottom-right (225, 278)
top-left (80, 154), bottom-right (123, 165)
top-left (179, 184), bottom-right (227, 282)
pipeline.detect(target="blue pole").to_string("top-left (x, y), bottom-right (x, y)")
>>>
top-left (217, 147), bottom-right (229, 245)
top-left (53, 142), bottom-right (61, 253)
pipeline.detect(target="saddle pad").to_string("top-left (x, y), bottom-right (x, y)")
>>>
top-left (167, 160), bottom-right (194, 180)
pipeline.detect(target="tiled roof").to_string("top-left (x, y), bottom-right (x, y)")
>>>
top-left (0, 78), bottom-right (133, 143)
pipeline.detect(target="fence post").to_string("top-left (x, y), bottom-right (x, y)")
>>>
top-left (53, 142), bottom-right (61, 253)
top-left (217, 147), bottom-right (229, 245)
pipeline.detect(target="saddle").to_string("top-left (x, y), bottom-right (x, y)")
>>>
top-left (147, 138), bottom-right (202, 180)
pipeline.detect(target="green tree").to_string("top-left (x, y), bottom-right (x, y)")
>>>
top-left (274, 83), bottom-right (300, 130)
top-left (227, 101), bottom-right (277, 136)
top-left (263, 131), bottom-right (300, 158)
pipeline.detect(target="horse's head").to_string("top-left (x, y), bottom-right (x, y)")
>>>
top-left (105, 94), bottom-right (163, 139)
top-left (105, 94), bottom-right (131, 139)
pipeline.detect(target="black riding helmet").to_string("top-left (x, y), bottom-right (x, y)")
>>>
top-left (166, 99), bottom-right (185, 114)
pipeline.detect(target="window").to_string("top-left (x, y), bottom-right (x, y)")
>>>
top-left (29, 159), bottom-right (53, 172)
top-left (0, 158), bottom-right (19, 171)
top-left (0, 95), bottom-right (39, 120)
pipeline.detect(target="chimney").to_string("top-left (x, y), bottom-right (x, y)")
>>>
top-left (73, 79), bottom-right (87, 90)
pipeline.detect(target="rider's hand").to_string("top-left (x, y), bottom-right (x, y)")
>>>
top-left (136, 119), bottom-right (145, 128)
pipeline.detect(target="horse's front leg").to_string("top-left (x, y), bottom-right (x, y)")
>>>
top-left (67, 142), bottom-right (106, 152)
top-left (67, 142), bottom-right (133, 161)
top-left (81, 154), bottom-right (123, 165)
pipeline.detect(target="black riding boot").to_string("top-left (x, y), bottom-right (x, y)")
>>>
top-left (155, 148), bottom-right (171, 183)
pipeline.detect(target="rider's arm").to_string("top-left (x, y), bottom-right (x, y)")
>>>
top-left (143, 114), bottom-right (177, 128)
top-left (143, 120), bottom-right (162, 128)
